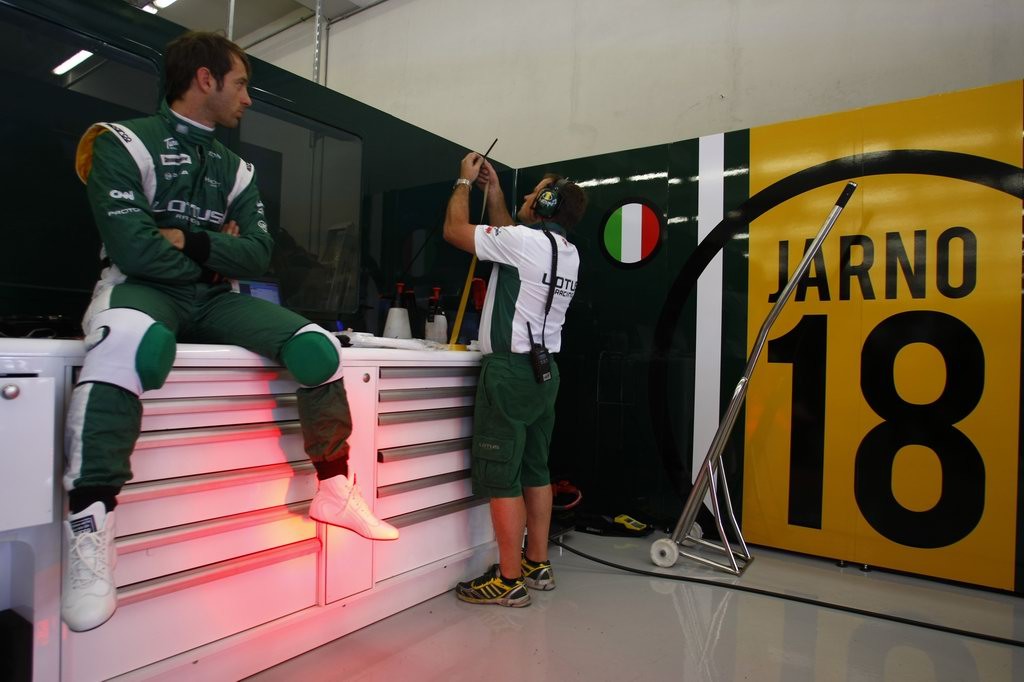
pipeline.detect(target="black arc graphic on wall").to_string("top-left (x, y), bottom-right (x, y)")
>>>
top-left (649, 149), bottom-right (1024, 509)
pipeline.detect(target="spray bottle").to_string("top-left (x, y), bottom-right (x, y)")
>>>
top-left (382, 282), bottom-right (412, 338)
top-left (425, 286), bottom-right (448, 343)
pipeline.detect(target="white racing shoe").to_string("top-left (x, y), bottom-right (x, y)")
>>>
top-left (309, 474), bottom-right (399, 541)
top-left (62, 501), bottom-right (118, 632)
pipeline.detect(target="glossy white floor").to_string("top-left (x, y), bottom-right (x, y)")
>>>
top-left (247, 531), bottom-right (1024, 681)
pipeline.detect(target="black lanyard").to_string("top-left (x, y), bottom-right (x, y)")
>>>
top-left (526, 228), bottom-right (559, 383)
top-left (526, 228), bottom-right (558, 351)
top-left (540, 228), bottom-right (558, 347)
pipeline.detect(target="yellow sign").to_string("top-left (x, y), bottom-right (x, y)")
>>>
top-left (742, 81), bottom-right (1022, 589)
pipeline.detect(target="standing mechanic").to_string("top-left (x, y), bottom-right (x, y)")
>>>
top-left (444, 153), bottom-right (587, 607)
top-left (62, 31), bottom-right (397, 633)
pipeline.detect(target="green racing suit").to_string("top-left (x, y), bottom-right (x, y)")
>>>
top-left (65, 101), bottom-right (352, 495)
top-left (76, 100), bottom-right (272, 285)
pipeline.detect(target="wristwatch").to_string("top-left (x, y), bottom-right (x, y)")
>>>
top-left (453, 178), bottom-right (472, 190)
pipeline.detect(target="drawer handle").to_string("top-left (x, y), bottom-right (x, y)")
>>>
top-left (384, 496), bottom-right (487, 529)
top-left (142, 394), bottom-right (297, 415)
top-left (118, 538), bottom-right (320, 607)
top-left (377, 437), bottom-right (472, 463)
top-left (378, 386), bottom-right (476, 402)
top-left (380, 366), bottom-right (479, 379)
top-left (135, 421), bottom-right (302, 450)
top-left (377, 405), bottom-right (473, 426)
top-left (118, 462), bottom-right (315, 504)
top-left (376, 469), bottom-right (470, 497)
top-left (117, 501), bottom-right (312, 556)
top-left (162, 367), bottom-right (291, 383)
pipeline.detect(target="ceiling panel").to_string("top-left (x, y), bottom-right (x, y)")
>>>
top-left (138, 0), bottom-right (309, 39)
top-left (293, 0), bottom-right (367, 20)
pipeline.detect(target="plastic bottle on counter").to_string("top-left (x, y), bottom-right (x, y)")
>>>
top-left (425, 287), bottom-right (448, 343)
top-left (382, 282), bottom-right (412, 339)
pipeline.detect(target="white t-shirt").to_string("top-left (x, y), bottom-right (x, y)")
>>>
top-left (473, 223), bottom-right (580, 354)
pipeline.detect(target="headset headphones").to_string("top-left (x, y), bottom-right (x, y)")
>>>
top-left (533, 177), bottom-right (568, 219)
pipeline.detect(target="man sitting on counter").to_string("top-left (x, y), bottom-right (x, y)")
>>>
top-left (61, 30), bottom-right (397, 634)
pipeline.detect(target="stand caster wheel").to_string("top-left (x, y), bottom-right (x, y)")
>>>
top-left (651, 538), bottom-right (680, 568)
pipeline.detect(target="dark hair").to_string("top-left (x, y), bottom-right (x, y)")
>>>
top-left (542, 173), bottom-right (588, 230)
top-left (163, 31), bottom-right (251, 104)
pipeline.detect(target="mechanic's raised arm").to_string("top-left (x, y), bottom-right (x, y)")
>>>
top-left (444, 152), bottom-right (484, 255)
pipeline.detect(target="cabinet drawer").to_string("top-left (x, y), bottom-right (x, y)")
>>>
top-left (131, 421), bottom-right (306, 483)
top-left (378, 365), bottom-right (479, 384)
top-left (116, 462), bottom-right (317, 536)
top-left (375, 406), bottom-right (473, 449)
top-left (140, 394), bottom-right (298, 431)
top-left (375, 470), bottom-right (473, 519)
top-left (115, 502), bottom-right (315, 586)
top-left (377, 437), bottom-right (472, 486)
top-left (143, 366), bottom-right (298, 399)
top-left (377, 385), bottom-right (475, 413)
top-left (63, 541), bottom-right (319, 682)
top-left (374, 498), bottom-right (492, 581)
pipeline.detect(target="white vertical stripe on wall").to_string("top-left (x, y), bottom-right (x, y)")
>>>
top-left (621, 202), bottom-right (642, 263)
top-left (693, 134), bottom-right (725, 491)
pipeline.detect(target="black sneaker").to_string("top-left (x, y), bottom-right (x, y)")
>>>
top-left (455, 565), bottom-right (531, 607)
top-left (521, 555), bottom-right (556, 591)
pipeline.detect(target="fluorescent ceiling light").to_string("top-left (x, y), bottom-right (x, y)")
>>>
top-left (627, 172), bottom-right (668, 182)
top-left (576, 177), bottom-right (620, 188)
top-left (52, 50), bottom-right (93, 75)
top-left (142, 4), bottom-right (158, 13)
top-left (153, 0), bottom-right (178, 8)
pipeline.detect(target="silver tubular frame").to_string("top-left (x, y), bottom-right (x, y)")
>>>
top-left (662, 181), bottom-right (858, 575)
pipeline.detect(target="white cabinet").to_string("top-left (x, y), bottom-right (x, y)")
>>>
top-left (63, 361), bottom-right (326, 681)
top-left (0, 340), bottom-right (495, 682)
top-left (0, 376), bottom-right (55, 532)
top-left (62, 542), bottom-right (320, 682)
top-left (370, 364), bottom-right (492, 583)
top-left (0, 340), bottom-right (98, 682)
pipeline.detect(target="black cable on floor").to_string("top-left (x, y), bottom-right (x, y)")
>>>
top-left (549, 536), bottom-right (1024, 649)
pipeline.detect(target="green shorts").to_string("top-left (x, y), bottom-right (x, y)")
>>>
top-left (471, 352), bottom-right (560, 498)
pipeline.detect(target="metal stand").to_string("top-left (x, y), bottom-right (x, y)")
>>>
top-left (651, 181), bottom-right (858, 575)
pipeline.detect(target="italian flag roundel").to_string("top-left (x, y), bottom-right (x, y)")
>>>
top-left (603, 202), bottom-right (661, 264)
